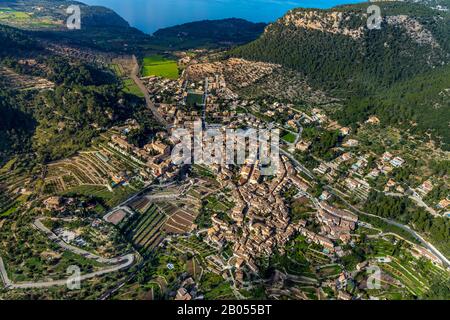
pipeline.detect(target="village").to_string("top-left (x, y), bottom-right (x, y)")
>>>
top-left (3, 50), bottom-right (447, 301)
top-left (106, 55), bottom-right (448, 300)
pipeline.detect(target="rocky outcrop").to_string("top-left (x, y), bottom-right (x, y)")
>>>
top-left (275, 10), bottom-right (365, 39)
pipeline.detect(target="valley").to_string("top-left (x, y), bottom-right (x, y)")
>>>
top-left (0, 0), bottom-right (448, 302)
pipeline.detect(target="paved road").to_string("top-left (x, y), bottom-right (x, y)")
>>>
top-left (386, 190), bottom-right (438, 217)
top-left (0, 254), bottom-right (134, 290)
top-left (279, 148), bottom-right (315, 180)
top-left (145, 193), bottom-right (179, 201)
top-left (0, 219), bottom-right (136, 290)
top-left (409, 192), bottom-right (438, 217)
top-left (327, 187), bottom-right (450, 269)
top-left (284, 155), bottom-right (449, 269)
top-left (34, 219), bottom-right (110, 263)
top-left (130, 55), bottom-right (169, 129)
top-left (102, 181), bottom-right (176, 219)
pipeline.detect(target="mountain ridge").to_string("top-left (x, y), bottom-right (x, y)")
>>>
top-left (151, 18), bottom-right (266, 49)
top-left (231, 1), bottom-right (450, 149)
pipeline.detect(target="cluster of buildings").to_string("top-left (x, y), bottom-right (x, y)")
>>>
top-left (184, 58), bottom-right (280, 89)
top-left (204, 156), bottom-right (311, 287)
top-left (367, 152), bottom-right (406, 182)
top-left (138, 60), bottom-right (448, 299)
top-left (173, 275), bottom-right (202, 301)
top-left (317, 202), bottom-right (358, 245)
top-left (54, 228), bottom-right (87, 247)
top-left (108, 134), bottom-right (178, 180)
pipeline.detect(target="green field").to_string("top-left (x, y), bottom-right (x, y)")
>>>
top-left (0, 8), bottom-right (59, 29)
top-left (282, 132), bottom-right (297, 144)
top-left (122, 204), bottom-right (166, 255)
top-left (123, 79), bottom-right (144, 98)
top-left (61, 184), bottom-right (135, 209)
top-left (0, 9), bottom-right (30, 20)
top-left (186, 91), bottom-right (204, 108)
top-left (141, 55), bottom-right (178, 79)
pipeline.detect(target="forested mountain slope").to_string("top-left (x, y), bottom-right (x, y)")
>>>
top-left (0, 24), bottom-right (137, 165)
top-left (151, 18), bottom-right (267, 49)
top-left (232, 1), bottom-right (450, 149)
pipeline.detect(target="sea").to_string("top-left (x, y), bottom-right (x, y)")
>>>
top-left (80, 0), bottom-right (366, 34)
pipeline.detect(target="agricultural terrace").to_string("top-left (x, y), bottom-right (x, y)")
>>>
top-left (0, 158), bottom-right (31, 217)
top-left (141, 55), bottom-right (179, 79)
top-left (0, 8), bottom-right (30, 19)
top-left (186, 256), bottom-right (203, 281)
top-left (121, 204), bottom-right (167, 256)
top-left (123, 79), bottom-right (144, 98)
top-left (0, 67), bottom-right (54, 91)
top-left (43, 145), bottom-right (149, 208)
top-left (110, 63), bottom-right (126, 78)
top-left (110, 239), bottom-right (234, 300)
top-left (356, 236), bottom-right (450, 299)
top-left (118, 178), bottom-right (218, 255)
top-left (109, 58), bottom-right (144, 98)
top-left (142, 178), bottom-right (217, 234)
top-left (188, 178), bottom-right (233, 228)
top-left (158, 199), bottom-right (201, 235)
top-left (170, 236), bottom-right (217, 264)
top-left (129, 196), bottom-right (153, 214)
top-left (186, 176), bottom-right (222, 200)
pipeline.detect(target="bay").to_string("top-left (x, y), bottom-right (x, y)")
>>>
top-left (80, 0), bottom-right (366, 34)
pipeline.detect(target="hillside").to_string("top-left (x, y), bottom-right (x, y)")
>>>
top-left (0, 24), bottom-right (139, 165)
top-left (0, 0), bottom-right (130, 30)
top-left (231, 1), bottom-right (450, 149)
top-left (0, 0), bottom-right (153, 52)
top-left (151, 18), bottom-right (267, 50)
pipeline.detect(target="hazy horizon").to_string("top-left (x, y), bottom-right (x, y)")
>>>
top-left (81, 0), bottom-right (366, 34)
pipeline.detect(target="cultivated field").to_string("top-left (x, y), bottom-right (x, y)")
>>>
top-left (121, 204), bottom-right (167, 255)
top-left (0, 67), bottom-right (54, 91)
top-left (42, 144), bottom-right (150, 208)
top-left (0, 159), bottom-right (31, 217)
top-left (0, 6), bottom-right (63, 29)
top-left (141, 55), bottom-right (179, 79)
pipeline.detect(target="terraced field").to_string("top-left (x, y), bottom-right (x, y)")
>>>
top-left (358, 237), bottom-right (450, 299)
top-left (43, 145), bottom-right (148, 196)
top-left (122, 204), bottom-right (167, 255)
top-left (110, 64), bottom-right (126, 78)
top-left (0, 161), bottom-right (30, 216)
top-left (157, 200), bottom-right (201, 234)
top-left (129, 197), bottom-right (152, 214)
top-left (170, 237), bottom-right (217, 266)
top-left (0, 67), bottom-right (54, 91)
top-left (0, 191), bottom-right (20, 217)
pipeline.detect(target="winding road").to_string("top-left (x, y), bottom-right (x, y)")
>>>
top-left (0, 218), bottom-right (136, 290)
top-left (279, 144), bottom-right (449, 269)
top-left (327, 186), bottom-right (450, 269)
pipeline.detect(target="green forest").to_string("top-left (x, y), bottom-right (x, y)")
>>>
top-left (231, 2), bottom-right (450, 150)
top-left (0, 25), bottom-right (143, 166)
top-left (364, 191), bottom-right (450, 257)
